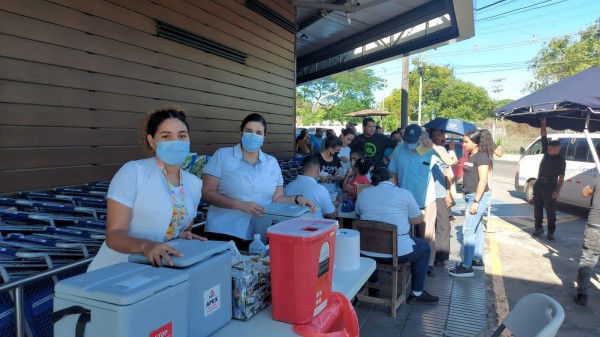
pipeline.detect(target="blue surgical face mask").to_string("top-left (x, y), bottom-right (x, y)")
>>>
top-left (406, 143), bottom-right (418, 150)
top-left (155, 140), bottom-right (190, 165)
top-left (241, 132), bottom-right (264, 152)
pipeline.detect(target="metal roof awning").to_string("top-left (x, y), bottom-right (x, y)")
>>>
top-left (294, 0), bottom-right (475, 84)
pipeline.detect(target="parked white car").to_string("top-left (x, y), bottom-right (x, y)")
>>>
top-left (516, 133), bottom-right (600, 208)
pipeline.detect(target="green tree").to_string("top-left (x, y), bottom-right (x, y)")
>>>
top-left (525, 18), bottom-right (600, 92)
top-left (382, 62), bottom-right (495, 127)
top-left (296, 69), bottom-right (385, 124)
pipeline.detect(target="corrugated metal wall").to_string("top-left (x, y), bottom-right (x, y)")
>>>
top-left (0, 0), bottom-right (296, 194)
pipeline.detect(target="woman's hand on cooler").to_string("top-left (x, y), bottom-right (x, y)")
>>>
top-left (239, 201), bottom-right (266, 216)
top-left (178, 231), bottom-right (207, 241)
top-left (141, 241), bottom-right (182, 267)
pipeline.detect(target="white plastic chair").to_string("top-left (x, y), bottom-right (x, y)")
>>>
top-left (491, 293), bottom-right (565, 337)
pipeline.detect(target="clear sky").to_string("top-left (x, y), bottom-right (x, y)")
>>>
top-left (368, 0), bottom-right (600, 104)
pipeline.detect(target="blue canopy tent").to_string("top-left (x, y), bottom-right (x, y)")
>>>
top-left (495, 66), bottom-right (600, 132)
top-left (495, 66), bottom-right (600, 170)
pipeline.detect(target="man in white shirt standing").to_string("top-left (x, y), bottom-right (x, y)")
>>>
top-left (285, 155), bottom-right (339, 219)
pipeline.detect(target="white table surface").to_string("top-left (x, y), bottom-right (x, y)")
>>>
top-left (211, 257), bottom-right (375, 337)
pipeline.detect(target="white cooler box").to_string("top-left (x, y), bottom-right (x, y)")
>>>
top-left (129, 239), bottom-right (232, 337)
top-left (53, 262), bottom-right (188, 337)
top-left (252, 202), bottom-right (310, 244)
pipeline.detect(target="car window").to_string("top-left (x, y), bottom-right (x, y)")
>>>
top-left (587, 139), bottom-right (600, 163)
top-left (527, 139), bottom-right (543, 155)
top-left (572, 139), bottom-right (589, 162)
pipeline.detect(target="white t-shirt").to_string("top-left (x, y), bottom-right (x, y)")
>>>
top-left (284, 175), bottom-right (336, 218)
top-left (203, 144), bottom-right (283, 239)
top-left (88, 157), bottom-right (202, 271)
top-left (355, 181), bottom-right (421, 257)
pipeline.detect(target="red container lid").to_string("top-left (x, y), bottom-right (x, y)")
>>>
top-left (267, 218), bottom-right (338, 238)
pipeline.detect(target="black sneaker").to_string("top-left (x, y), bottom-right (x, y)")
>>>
top-left (408, 290), bottom-right (439, 303)
top-left (449, 215), bottom-right (457, 223)
top-left (427, 266), bottom-right (436, 276)
top-left (547, 233), bottom-right (555, 240)
top-left (472, 259), bottom-right (485, 270)
top-left (574, 293), bottom-right (588, 306)
top-left (449, 264), bottom-right (474, 278)
top-left (532, 228), bottom-right (544, 237)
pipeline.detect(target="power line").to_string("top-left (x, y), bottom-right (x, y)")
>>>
top-left (477, 0), bottom-right (568, 22)
top-left (476, 0), bottom-right (512, 12)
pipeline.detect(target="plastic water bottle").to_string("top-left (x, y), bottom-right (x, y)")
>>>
top-left (249, 234), bottom-right (267, 256)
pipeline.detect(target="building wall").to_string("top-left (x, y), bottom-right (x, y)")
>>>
top-left (0, 0), bottom-right (296, 194)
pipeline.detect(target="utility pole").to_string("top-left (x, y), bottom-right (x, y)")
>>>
top-left (417, 65), bottom-right (425, 126)
top-left (400, 57), bottom-right (409, 129)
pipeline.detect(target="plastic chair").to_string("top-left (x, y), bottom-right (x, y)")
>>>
top-left (352, 220), bottom-right (410, 318)
top-left (491, 293), bottom-right (564, 337)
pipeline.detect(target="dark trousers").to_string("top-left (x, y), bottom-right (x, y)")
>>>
top-left (366, 238), bottom-right (430, 292)
top-left (533, 180), bottom-right (557, 233)
top-left (577, 224), bottom-right (600, 295)
top-left (435, 198), bottom-right (451, 261)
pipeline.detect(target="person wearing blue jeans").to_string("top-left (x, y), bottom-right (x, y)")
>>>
top-left (450, 129), bottom-right (494, 278)
top-left (356, 167), bottom-right (439, 302)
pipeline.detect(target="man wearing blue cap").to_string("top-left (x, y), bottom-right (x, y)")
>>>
top-left (388, 124), bottom-right (456, 276)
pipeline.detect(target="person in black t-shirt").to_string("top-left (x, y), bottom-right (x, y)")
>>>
top-left (532, 117), bottom-right (566, 240)
top-left (317, 135), bottom-right (343, 199)
top-left (352, 117), bottom-right (397, 169)
top-left (449, 129), bottom-right (494, 278)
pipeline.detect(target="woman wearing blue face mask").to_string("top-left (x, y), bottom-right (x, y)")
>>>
top-left (202, 113), bottom-right (316, 251)
top-left (88, 107), bottom-right (205, 271)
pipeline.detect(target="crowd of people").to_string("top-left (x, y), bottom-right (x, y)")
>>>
top-left (88, 106), bottom-right (522, 307)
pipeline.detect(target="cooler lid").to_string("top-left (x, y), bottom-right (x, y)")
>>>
top-left (54, 263), bottom-right (187, 305)
top-left (267, 218), bottom-right (338, 238)
top-left (128, 240), bottom-right (229, 267)
top-left (264, 202), bottom-right (310, 217)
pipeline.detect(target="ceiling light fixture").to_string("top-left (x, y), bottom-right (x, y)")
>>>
top-left (346, 12), bottom-right (352, 24)
top-left (300, 33), bottom-right (308, 39)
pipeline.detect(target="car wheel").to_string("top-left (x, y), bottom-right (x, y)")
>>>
top-left (524, 180), bottom-right (535, 204)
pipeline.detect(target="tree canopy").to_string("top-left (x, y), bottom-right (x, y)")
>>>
top-left (525, 17), bottom-right (600, 92)
top-left (296, 63), bottom-right (495, 131)
top-left (380, 63), bottom-right (495, 131)
top-left (296, 69), bottom-right (385, 125)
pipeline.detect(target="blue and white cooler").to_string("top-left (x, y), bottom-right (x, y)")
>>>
top-left (252, 202), bottom-right (311, 244)
top-left (53, 262), bottom-right (189, 337)
top-left (129, 239), bottom-right (232, 337)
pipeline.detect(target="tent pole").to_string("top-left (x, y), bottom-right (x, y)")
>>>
top-left (486, 118), bottom-right (497, 232)
top-left (583, 109), bottom-right (600, 171)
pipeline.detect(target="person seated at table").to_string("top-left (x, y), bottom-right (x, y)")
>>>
top-left (355, 168), bottom-right (440, 303)
top-left (284, 155), bottom-right (338, 219)
top-left (342, 158), bottom-right (373, 200)
top-left (295, 128), bottom-right (312, 154)
top-left (201, 113), bottom-right (315, 251)
top-left (88, 106), bottom-right (206, 271)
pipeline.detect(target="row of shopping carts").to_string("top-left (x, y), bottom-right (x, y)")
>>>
top-left (279, 157), bottom-right (303, 187)
top-left (0, 182), bottom-right (109, 337)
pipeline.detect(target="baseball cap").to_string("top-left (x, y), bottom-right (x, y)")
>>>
top-left (403, 124), bottom-right (422, 143)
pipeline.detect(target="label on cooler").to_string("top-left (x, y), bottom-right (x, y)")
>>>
top-left (313, 242), bottom-right (330, 317)
top-left (149, 321), bottom-right (172, 337)
top-left (204, 284), bottom-right (221, 317)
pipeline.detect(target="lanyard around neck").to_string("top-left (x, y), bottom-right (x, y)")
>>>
top-left (155, 158), bottom-right (185, 240)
